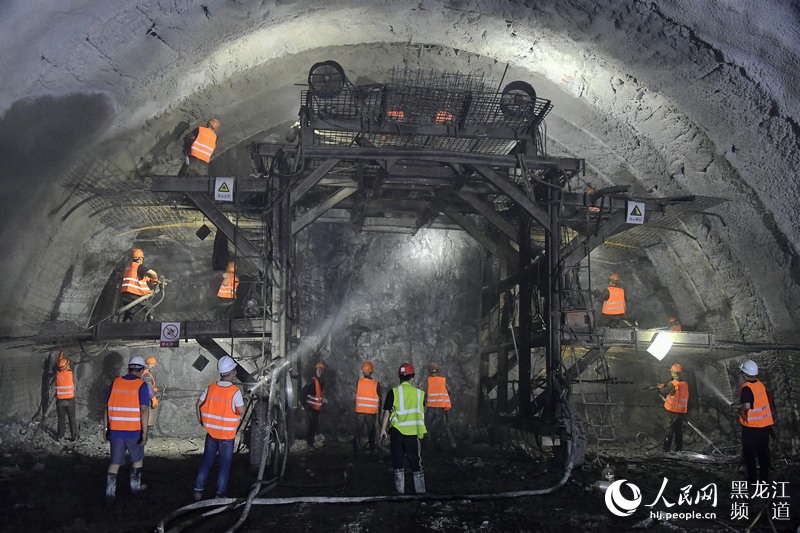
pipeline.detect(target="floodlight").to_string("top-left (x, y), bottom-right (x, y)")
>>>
top-left (647, 332), bottom-right (673, 361)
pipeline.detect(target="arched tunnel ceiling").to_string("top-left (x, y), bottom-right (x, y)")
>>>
top-left (0, 0), bottom-right (798, 341)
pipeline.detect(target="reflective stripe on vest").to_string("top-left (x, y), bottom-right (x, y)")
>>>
top-left (740, 380), bottom-right (774, 428)
top-left (355, 378), bottom-right (379, 414)
top-left (190, 126), bottom-right (218, 163)
top-left (121, 262), bottom-right (152, 296)
top-left (217, 274), bottom-right (239, 299)
top-left (390, 382), bottom-right (427, 438)
top-left (602, 286), bottom-right (626, 315)
top-left (107, 377), bottom-right (144, 431)
top-left (55, 370), bottom-right (75, 399)
top-left (306, 377), bottom-right (323, 411)
top-left (200, 382), bottom-right (241, 440)
top-left (426, 375), bottom-right (451, 410)
top-left (664, 379), bottom-right (688, 414)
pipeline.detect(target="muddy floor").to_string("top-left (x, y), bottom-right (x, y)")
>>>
top-left (1, 422), bottom-right (798, 532)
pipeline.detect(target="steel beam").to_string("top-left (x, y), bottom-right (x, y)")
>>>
top-left (290, 159), bottom-right (340, 206)
top-left (456, 191), bottom-right (519, 243)
top-left (561, 210), bottom-right (630, 267)
top-left (443, 207), bottom-right (500, 258)
top-left (292, 187), bottom-right (358, 235)
top-left (471, 165), bottom-right (551, 230)
top-left (92, 319), bottom-right (272, 341)
top-left (185, 192), bottom-right (265, 274)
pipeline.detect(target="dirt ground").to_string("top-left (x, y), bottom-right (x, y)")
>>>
top-left (1, 421), bottom-right (799, 533)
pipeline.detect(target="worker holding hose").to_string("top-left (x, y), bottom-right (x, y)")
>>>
top-left (658, 363), bottom-right (688, 452)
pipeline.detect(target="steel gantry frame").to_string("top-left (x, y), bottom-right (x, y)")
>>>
top-left (140, 64), bottom-right (719, 466)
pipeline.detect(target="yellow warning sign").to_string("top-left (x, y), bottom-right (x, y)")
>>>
top-left (214, 177), bottom-right (234, 202)
top-left (626, 201), bottom-right (645, 224)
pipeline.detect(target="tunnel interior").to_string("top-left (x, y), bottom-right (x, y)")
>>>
top-left (1, 1), bottom-right (800, 531)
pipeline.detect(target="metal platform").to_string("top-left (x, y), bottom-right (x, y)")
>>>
top-left (92, 319), bottom-right (272, 341)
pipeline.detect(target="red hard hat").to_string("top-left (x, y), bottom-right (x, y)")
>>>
top-left (315, 361), bottom-right (327, 370)
top-left (670, 363), bottom-right (683, 373)
top-left (609, 273), bottom-right (620, 282)
top-left (399, 363), bottom-right (415, 377)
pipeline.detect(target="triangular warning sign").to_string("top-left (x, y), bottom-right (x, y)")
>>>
top-left (630, 205), bottom-right (642, 217)
top-left (218, 182), bottom-right (231, 193)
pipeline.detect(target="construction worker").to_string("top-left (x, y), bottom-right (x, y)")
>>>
top-left (666, 315), bottom-right (682, 331)
top-left (193, 355), bottom-right (245, 501)
top-left (353, 361), bottom-right (381, 457)
top-left (301, 361), bottom-right (327, 447)
top-left (658, 363), bottom-right (688, 452)
top-left (425, 362), bottom-right (456, 450)
top-left (596, 273), bottom-right (627, 327)
top-left (380, 363), bottom-right (427, 494)
top-left (217, 261), bottom-right (239, 319)
top-left (104, 355), bottom-right (150, 502)
top-left (142, 356), bottom-right (158, 438)
top-left (180, 118), bottom-right (220, 176)
top-left (53, 353), bottom-right (78, 442)
top-left (738, 359), bottom-right (774, 486)
top-left (120, 248), bottom-right (159, 322)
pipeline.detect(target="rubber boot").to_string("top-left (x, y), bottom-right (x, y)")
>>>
top-left (413, 471), bottom-right (426, 494)
top-left (394, 469), bottom-right (405, 495)
top-left (675, 433), bottom-right (683, 452)
top-left (130, 468), bottom-right (147, 494)
top-left (352, 437), bottom-right (359, 457)
top-left (662, 436), bottom-right (672, 452)
top-left (105, 473), bottom-right (117, 502)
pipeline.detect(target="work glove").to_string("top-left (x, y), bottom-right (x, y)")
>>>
top-left (657, 383), bottom-right (665, 389)
top-left (150, 397), bottom-right (159, 409)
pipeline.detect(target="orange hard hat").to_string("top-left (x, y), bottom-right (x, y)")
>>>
top-left (146, 356), bottom-right (157, 366)
top-left (315, 361), bottom-right (327, 370)
top-left (361, 361), bottom-right (374, 373)
top-left (132, 248), bottom-right (145, 259)
top-left (668, 316), bottom-right (679, 324)
top-left (609, 273), bottom-right (620, 282)
top-left (670, 363), bottom-right (683, 373)
top-left (57, 358), bottom-right (69, 369)
top-left (207, 118), bottom-right (221, 131)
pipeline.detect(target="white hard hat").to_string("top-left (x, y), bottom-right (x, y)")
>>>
top-left (128, 355), bottom-right (147, 368)
top-left (218, 356), bottom-right (237, 375)
top-left (739, 359), bottom-right (758, 376)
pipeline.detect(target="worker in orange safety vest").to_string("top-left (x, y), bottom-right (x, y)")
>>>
top-left (301, 361), bottom-right (327, 447)
top-left (353, 361), bottom-right (381, 457)
top-left (180, 118), bottom-right (220, 176)
top-left (596, 273), bottom-right (627, 327)
top-left (738, 359), bottom-right (774, 486)
top-left (193, 355), bottom-right (245, 500)
top-left (120, 248), bottom-right (159, 322)
top-left (53, 352), bottom-right (78, 442)
top-left (217, 261), bottom-right (240, 319)
top-left (425, 362), bottom-right (456, 450)
top-left (104, 355), bottom-right (150, 502)
top-left (658, 363), bottom-right (688, 452)
top-left (141, 356), bottom-right (159, 438)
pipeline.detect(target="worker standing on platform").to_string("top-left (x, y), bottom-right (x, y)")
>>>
top-left (380, 363), bottom-right (427, 494)
top-left (425, 362), bottom-right (456, 450)
top-left (180, 118), bottom-right (220, 176)
top-left (353, 361), bottom-right (381, 457)
top-left (595, 273), bottom-right (627, 327)
top-left (301, 361), bottom-right (327, 448)
top-left (193, 356), bottom-right (244, 501)
top-left (53, 352), bottom-right (78, 442)
top-left (658, 363), bottom-right (688, 452)
top-left (142, 357), bottom-right (159, 439)
top-left (217, 261), bottom-right (239, 319)
top-left (738, 359), bottom-right (774, 486)
top-left (104, 356), bottom-right (150, 502)
top-left (120, 248), bottom-right (159, 322)
top-left (666, 315), bottom-right (682, 331)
